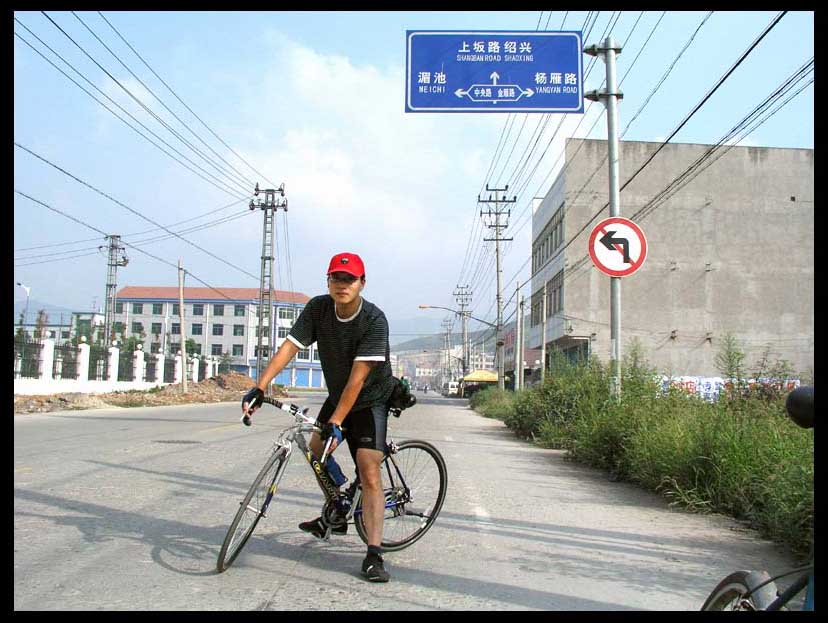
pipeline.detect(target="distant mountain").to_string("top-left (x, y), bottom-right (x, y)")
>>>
top-left (392, 329), bottom-right (495, 354)
top-left (13, 299), bottom-right (78, 325)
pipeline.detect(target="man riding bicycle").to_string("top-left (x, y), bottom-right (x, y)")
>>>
top-left (242, 252), bottom-right (397, 582)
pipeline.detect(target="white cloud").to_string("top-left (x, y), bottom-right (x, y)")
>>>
top-left (225, 33), bottom-right (498, 318)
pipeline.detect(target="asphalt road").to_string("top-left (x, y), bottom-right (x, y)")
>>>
top-left (14, 393), bottom-right (804, 610)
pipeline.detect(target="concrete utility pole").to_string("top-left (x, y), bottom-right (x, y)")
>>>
top-left (178, 259), bottom-right (187, 393)
top-left (541, 281), bottom-right (548, 383)
top-left (441, 318), bottom-right (453, 384)
top-left (585, 36), bottom-right (624, 399)
top-left (100, 235), bottom-right (128, 348)
top-left (518, 291), bottom-right (525, 390)
top-left (478, 184), bottom-right (516, 390)
top-left (514, 281), bottom-right (521, 390)
top-left (250, 183), bottom-right (287, 392)
top-left (453, 285), bottom-right (472, 377)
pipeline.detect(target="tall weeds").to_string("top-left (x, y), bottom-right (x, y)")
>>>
top-left (469, 340), bottom-right (813, 555)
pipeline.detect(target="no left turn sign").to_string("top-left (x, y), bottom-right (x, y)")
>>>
top-left (588, 217), bottom-right (647, 277)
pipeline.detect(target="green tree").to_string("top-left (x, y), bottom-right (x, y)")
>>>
top-left (119, 335), bottom-right (145, 353)
top-left (34, 309), bottom-right (49, 340)
top-left (15, 311), bottom-right (25, 339)
top-left (218, 352), bottom-right (232, 374)
top-left (714, 332), bottom-right (746, 381)
top-left (184, 338), bottom-right (200, 356)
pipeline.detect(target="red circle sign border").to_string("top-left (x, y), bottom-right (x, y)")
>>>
top-left (588, 217), bottom-right (648, 277)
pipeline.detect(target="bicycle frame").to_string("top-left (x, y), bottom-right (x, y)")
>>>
top-left (257, 397), bottom-right (411, 526)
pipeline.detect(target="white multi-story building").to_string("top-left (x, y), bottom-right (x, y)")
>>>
top-left (113, 286), bottom-right (325, 388)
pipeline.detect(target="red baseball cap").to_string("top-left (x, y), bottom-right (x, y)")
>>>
top-left (327, 252), bottom-right (365, 277)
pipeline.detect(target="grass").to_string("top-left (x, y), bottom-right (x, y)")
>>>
top-left (469, 355), bottom-right (813, 556)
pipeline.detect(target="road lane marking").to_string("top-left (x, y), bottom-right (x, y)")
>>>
top-left (197, 423), bottom-right (240, 435)
top-left (15, 467), bottom-right (33, 473)
top-left (445, 436), bottom-right (454, 442)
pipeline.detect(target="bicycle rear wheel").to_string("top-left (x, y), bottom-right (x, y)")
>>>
top-left (354, 440), bottom-right (447, 552)
top-left (216, 448), bottom-right (289, 572)
top-left (701, 570), bottom-right (778, 610)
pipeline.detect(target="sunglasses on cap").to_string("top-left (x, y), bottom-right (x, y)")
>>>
top-left (327, 272), bottom-right (361, 285)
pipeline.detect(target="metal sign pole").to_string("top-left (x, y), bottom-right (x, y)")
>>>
top-left (585, 35), bottom-right (623, 400)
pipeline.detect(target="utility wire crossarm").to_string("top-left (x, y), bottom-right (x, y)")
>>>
top-left (418, 305), bottom-right (497, 329)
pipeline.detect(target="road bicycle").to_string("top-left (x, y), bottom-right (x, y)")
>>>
top-left (216, 396), bottom-right (448, 572)
top-left (701, 385), bottom-right (814, 611)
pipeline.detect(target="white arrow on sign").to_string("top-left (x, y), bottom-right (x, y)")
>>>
top-left (490, 71), bottom-right (499, 85)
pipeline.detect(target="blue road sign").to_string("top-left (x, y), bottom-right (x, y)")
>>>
top-left (406, 31), bottom-right (584, 113)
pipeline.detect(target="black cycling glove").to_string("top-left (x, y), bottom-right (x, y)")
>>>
top-left (241, 387), bottom-right (264, 425)
top-left (320, 422), bottom-right (343, 444)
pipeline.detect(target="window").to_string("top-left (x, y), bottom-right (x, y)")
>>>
top-left (213, 324), bottom-right (224, 336)
top-left (297, 348), bottom-right (310, 361)
top-left (115, 302), bottom-right (123, 313)
top-left (172, 323), bottom-right (180, 335)
top-left (152, 303), bottom-right (163, 315)
top-left (150, 343), bottom-right (160, 354)
top-left (192, 304), bottom-right (204, 316)
top-left (132, 303), bottom-right (143, 315)
top-left (61, 330), bottom-right (71, 339)
top-left (131, 322), bottom-right (143, 334)
top-left (211, 344), bottom-right (223, 356)
top-left (233, 324), bottom-right (244, 336)
top-left (191, 323), bottom-right (203, 335)
top-left (192, 343), bottom-right (202, 355)
top-left (312, 349), bottom-right (320, 362)
top-left (278, 307), bottom-right (295, 320)
top-left (277, 327), bottom-right (290, 338)
top-left (113, 321), bottom-right (124, 334)
top-left (232, 344), bottom-right (243, 357)
top-left (234, 304), bottom-right (245, 316)
top-left (172, 303), bottom-right (179, 316)
top-left (254, 346), bottom-right (270, 358)
top-left (213, 304), bottom-right (224, 316)
top-left (151, 322), bottom-right (162, 335)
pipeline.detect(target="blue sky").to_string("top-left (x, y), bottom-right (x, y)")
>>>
top-left (13, 10), bottom-right (814, 341)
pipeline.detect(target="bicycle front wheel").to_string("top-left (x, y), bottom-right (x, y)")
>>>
top-left (354, 440), bottom-right (447, 552)
top-left (216, 448), bottom-right (289, 572)
top-left (701, 570), bottom-right (778, 610)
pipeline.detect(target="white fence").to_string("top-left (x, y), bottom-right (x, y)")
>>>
top-left (13, 338), bottom-right (220, 396)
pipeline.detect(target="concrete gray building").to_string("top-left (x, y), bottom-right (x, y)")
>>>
top-left (528, 138), bottom-right (813, 379)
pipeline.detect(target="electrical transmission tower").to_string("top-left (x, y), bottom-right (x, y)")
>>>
top-left (478, 184), bottom-right (516, 390)
top-left (250, 182), bottom-right (288, 391)
top-left (100, 235), bottom-right (128, 347)
top-left (453, 285), bottom-right (472, 376)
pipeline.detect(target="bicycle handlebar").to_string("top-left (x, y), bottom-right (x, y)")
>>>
top-left (241, 395), bottom-right (313, 427)
top-left (241, 396), bottom-right (343, 464)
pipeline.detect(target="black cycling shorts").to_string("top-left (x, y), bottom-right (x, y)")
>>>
top-left (317, 398), bottom-right (388, 464)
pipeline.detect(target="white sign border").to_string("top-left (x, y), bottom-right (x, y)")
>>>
top-left (406, 30), bottom-right (584, 113)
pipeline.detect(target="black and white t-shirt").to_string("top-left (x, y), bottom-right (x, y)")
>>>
top-left (288, 295), bottom-right (396, 410)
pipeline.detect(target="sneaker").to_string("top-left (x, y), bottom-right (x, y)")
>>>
top-left (361, 554), bottom-right (390, 583)
top-left (298, 517), bottom-right (347, 539)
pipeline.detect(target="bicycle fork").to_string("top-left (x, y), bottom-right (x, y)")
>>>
top-left (252, 444), bottom-right (293, 519)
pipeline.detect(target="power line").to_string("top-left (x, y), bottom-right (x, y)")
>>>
top-left (502, 10), bottom-right (785, 294)
top-left (459, 11), bottom-right (617, 293)
top-left (14, 142), bottom-right (260, 282)
top-left (41, 11), bottom-right (251, 196)
top-left (71, 11), bottom-right (256, 192)
top-left (97, 11), bottom-right (279, 189)
top-left (13, 23), bottom-right (247, 199)
top-left (14, 188), bottom-right (243, 301)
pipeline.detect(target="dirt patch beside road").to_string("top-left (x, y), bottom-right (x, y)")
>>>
top-left (13, 372), bottom-right (287, 414)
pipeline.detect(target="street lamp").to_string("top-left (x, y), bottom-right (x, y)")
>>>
top-left (419, 304), bottom-right (502, 388)
top-left (16, 282), bottom-right (31, 378)
top-left (16, 282), bottom-right (30, 331)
